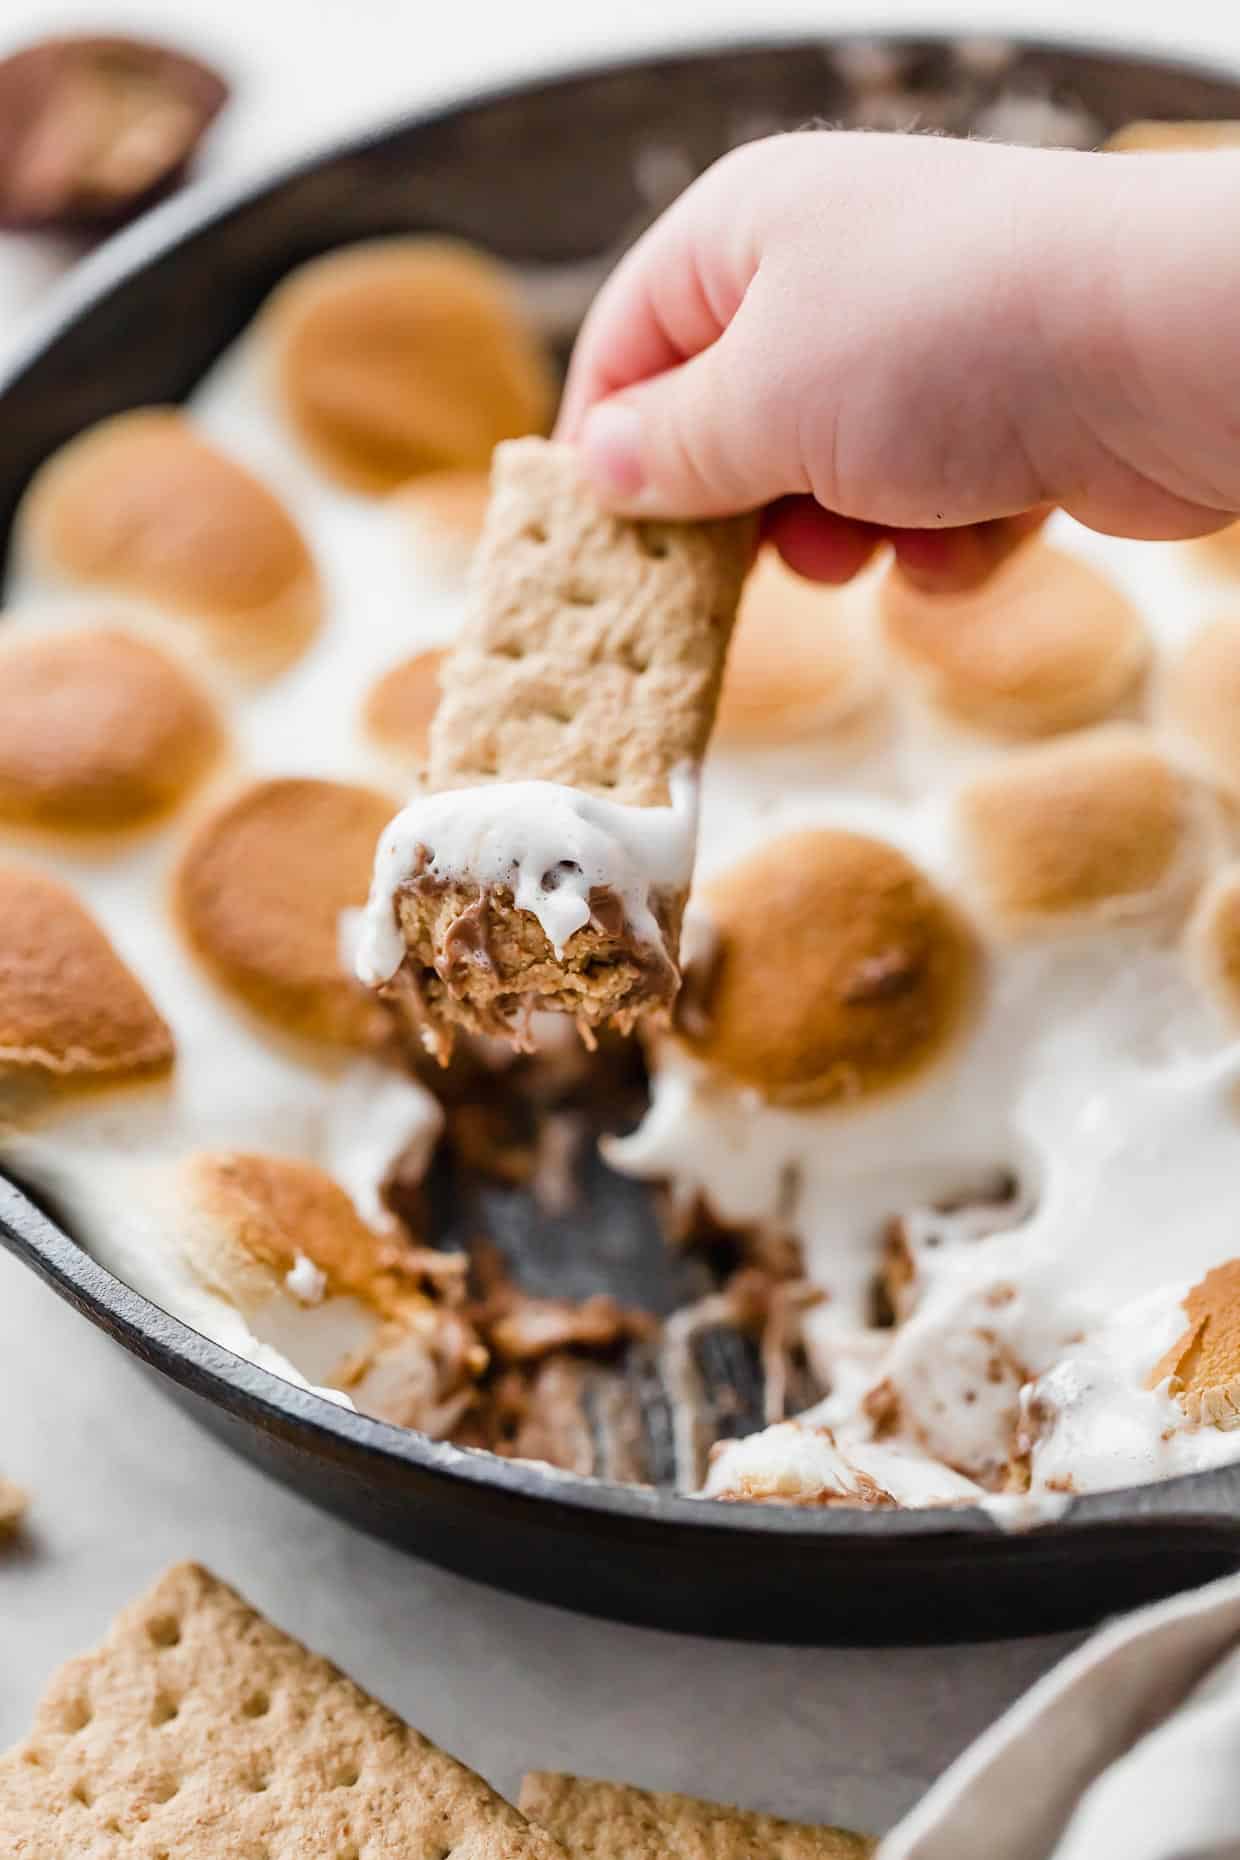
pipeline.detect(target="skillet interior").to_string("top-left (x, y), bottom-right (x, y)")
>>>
top-left (4, 33), bottom-right (1240, 1643)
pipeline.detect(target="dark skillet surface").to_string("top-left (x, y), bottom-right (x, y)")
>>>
top-left (4, 35), bottom-right (1240, 1644)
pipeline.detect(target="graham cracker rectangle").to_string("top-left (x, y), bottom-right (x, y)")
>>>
top-left (0, 1474), bottom-right (27, 1535)
top-left (520, 1771), bottom-right (874, 1860)
top-left (431, 437), bottom-right (753, 806)
top-left (0, 1560), bottom-right (567, 1860)
top-left (385, 437), bottom-right (754, 1054)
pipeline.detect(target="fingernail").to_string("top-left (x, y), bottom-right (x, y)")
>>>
top-left (579, 400), bottom-right (647, 503)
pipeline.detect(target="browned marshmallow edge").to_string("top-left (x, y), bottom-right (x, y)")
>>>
top-left (175, 1149), bottom-right (486, 1432)
top-left (1148, 1259), bottom-right (1240, 1427)
top-left (0, 863), bottom-right (174, 1090)
top-left (956, 725), bottom-right (1202, 931)
top-left (17, 408), bottom-right (322, 674)
top-left (0, 625), bottom-right (224, 833)
top-left (175, 776), bottom-right (396, 1049)
top-left (266, 237), bottom-right (557, 492)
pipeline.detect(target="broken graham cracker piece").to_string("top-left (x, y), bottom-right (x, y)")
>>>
top-left (1149, 1260), bottom-right (1240, 1428)
top-left (520, 1772), bottom-right (873, 1860)
top-left (0, 1560), bottom-right (569, 1860)
top-left (357, 437), bottom-right (754, 1060)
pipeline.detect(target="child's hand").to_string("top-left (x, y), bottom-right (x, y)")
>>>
top-left (558, 131), bottom-right (1240, 591)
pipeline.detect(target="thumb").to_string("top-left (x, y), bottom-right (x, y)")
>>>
top-left (577, 284), bottom-right (802, 520)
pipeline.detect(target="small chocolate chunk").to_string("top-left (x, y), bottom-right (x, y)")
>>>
top-left (0, 36), bottom-right (228, 231)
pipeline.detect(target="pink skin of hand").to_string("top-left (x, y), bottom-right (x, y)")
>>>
top-left (557, 131), bottom-right (1240, 592)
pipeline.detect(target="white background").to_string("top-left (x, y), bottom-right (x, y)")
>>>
top-left (2, 0), bottom-right (1238, 1839)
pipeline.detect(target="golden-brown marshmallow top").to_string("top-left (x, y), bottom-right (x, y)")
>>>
top-left (683, 828), bottom-right (977, 1107)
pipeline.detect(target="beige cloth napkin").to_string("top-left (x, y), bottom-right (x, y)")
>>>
top-left (880, 1572), bottom-right (1240, 1860)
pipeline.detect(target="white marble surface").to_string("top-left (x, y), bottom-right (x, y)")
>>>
top-left (2, 0), bottom-right (1239, 1840)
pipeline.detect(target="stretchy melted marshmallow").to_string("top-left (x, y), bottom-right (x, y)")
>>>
top-left (358, 768), bottom-right (698, 994)
top-left (614, 706), bottom-right (1240, 1513)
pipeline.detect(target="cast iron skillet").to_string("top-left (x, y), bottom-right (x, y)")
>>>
top-left (5, 34), bottom-right (1240, 1646)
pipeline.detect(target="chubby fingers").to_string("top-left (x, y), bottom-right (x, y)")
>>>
top-left (762, 498), bottom-right (886, 584)
top-left (763, 498), bottom-right (1053, 593)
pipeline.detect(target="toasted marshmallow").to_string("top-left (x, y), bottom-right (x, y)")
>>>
top-left (704, 1421), bottom-right (895, 1507)
top-left (391, 468), bottom-right (491, 580)
top-left (362, 646), bottom-right (445, 768)
top-left (1165, 615), bottom-right (1240, 797)
top-left (0, 864), bottom-right (173, 1092)
top-left (1149, 1261), bottom-right (1240, 1429)
top-left (681, 828), bottom-right (977, 1108)
top-left (0, 626), bottom-right (222, 833)
top-left (182, 1150), bottom-right (482, 1430)
top-left (879, 544), bottom-right (1148, 737)
top-left (263, 239), bottom-right (556, 493)
top-left (181, 1149), bottom-right (427, 1320)
top-left (879, 1191), bottom-right (1027, 1325)
top-left (714, 549), bottom-right (880, 747)
top-left (120, 1149), bottom-right (482, 1429)
top-left (1187, 864), bottom-right (1240, 1021)
top-left (866, 1313), bottom-right (1032, 1487)
top-left (703, 1419), bottom-right (984, 1507)
top-left (957, 726), bottom-right (1199, 929)
top-left (1018, 1283), bottom-right (1240, 1502)
top-left (16, 409), bottom-right (321, 672)
top-left (1107, 120), bottom-right (1240, 152)
top-left (175, 777), bottom-right (395, 1046)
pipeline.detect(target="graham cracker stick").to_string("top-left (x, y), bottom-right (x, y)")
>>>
top-left (359, 436), bottom-right (754, 1057)
top-left (0, 1561), bottom-right (567, 1860)
top-left (431, 438), bottom-right (752, 800)
top-left (520, 1770), bottom-right (874, 1859)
